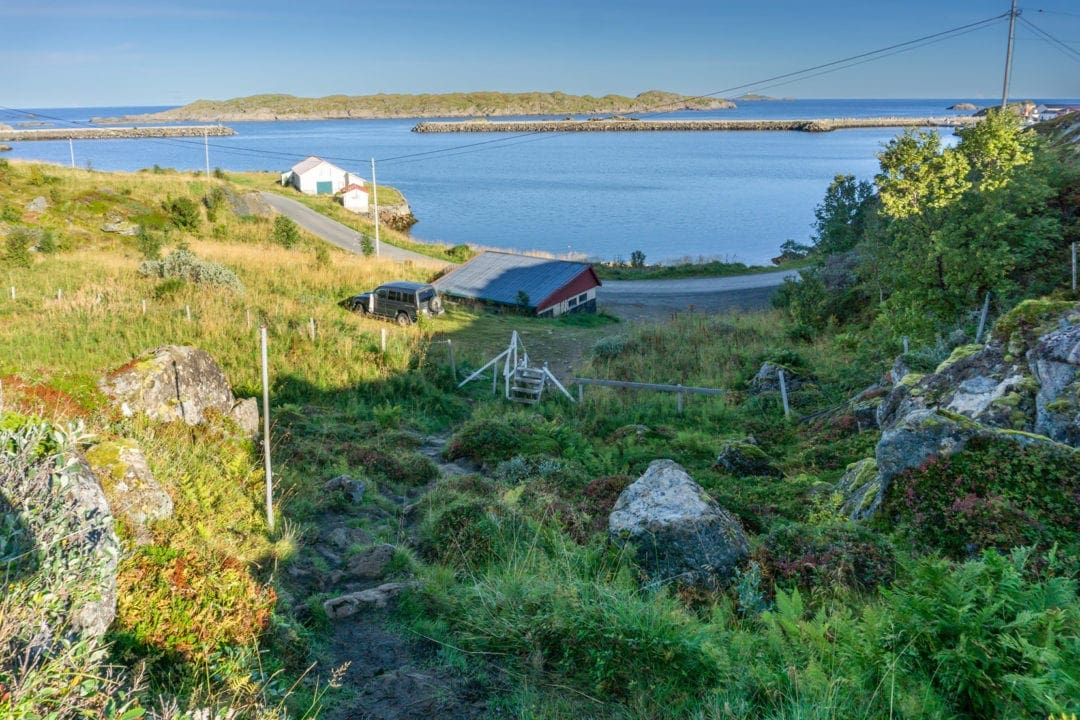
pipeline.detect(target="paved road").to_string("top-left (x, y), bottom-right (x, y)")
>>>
top-left (260, 192), bottom-right (447, 266)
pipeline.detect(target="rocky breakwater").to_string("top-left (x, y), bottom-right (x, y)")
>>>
top-left (414, 116), bottom-right (982, 133)
top-left (0, 125), bottom-right (236, 142)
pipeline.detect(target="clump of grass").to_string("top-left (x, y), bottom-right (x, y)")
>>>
top-left (139, 248), bottom-right (244, 292)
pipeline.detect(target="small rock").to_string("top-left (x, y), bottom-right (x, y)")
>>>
top-left (344, 544), bottom-right (396, 580)
top-left (323, 582), bottom-right (421, 619)
top-left (324, 474), bottom-right (367, 504)
top-left (836, 458), bottom-right (880, 520)
top-left (322, 526), bottom-right (374, 551)
top-left (749, 362), bottom-right (807, 395)
top-left (229, 397), bottom-right (260, 439)
top-left (26, 196), bottom-right (47, 213)
top-left (716, 438), bottom-right (782, 477)
top-left (100, 221), bottom-right (139, 236)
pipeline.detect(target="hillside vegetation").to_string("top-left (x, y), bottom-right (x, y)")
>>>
top-left (97, 90), bottom-right (736, 123)
top-left (2, 110), bottom-right (1079, 720)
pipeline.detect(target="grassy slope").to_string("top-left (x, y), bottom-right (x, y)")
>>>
top-left (2, 159), bottom-right (1077, 719)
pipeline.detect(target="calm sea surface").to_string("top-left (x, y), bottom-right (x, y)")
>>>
top-left (4, 99), bottom-right (1074, 265)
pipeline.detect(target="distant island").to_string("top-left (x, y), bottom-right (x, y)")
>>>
top-left (733, 94), bottom-right (794, 101)
top-left (95, 91), bottom-right (738, 123)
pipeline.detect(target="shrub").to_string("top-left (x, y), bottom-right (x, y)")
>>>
top-left (3, 227), bottom-right (33, 268)
top-left (754, 521), bottom-right (897, 594)
top-left (445, 416), bottom-right (527, 464)
top-left (272, 215), bottom-right (301, 248)
top-left (346, 442), bottom-right (437, 487)
top-left (138, 249), bottom-right (243, 292)
top-left (163, 196), bottom-right (201, 230)
top-left (882, 436), bottom-right (1080, 558)
top-left (135, 224), bottom-right (163, 260)
top-left (416, 494), bottom-right (509, 568)
top-left (447, 244), bottom-right (473, 262)
top-left (360, 234), bottom-right (374, 256)
top-left (202, 186), bottom-right (227, 221)
top-left (592, 335), bottom-right (627, 359)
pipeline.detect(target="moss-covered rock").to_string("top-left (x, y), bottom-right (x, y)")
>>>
top-left (836, 457), bottom-right (880, 520)
top-left (716, 438), bottom-right (782, 477)
top-left (85, 438), bottom-right (173, 545)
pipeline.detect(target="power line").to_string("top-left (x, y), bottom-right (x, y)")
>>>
top-left (1019, 16), bottom-right (1080, 62)
top-left (0, 10), bottom-right (1023, 171)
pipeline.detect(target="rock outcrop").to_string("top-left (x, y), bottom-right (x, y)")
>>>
top-left (609, 459), bottom-right (749, 588)
top-left (748, 361), bottom-right (808, 395)
top-left (99, 345), bottom-right (259, 437)
top-left (840, 300), bottom-right (1080, 521)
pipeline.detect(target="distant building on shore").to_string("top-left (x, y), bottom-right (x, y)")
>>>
top-left (434, 251), bottom-right (601, 317)
top-left (280, 156), bottom-right (365, 195)
top-left (340, 183), bottom-right (369, 213)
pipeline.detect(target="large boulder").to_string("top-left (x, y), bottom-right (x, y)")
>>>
top-left (0, 424), bottom-right (119, 645)
top-left (85, 439), bottom-right (172, 545)
top-left (608, 459), bottom-right (749, 588)
top-left (99, 345), bottom-right (258, 437)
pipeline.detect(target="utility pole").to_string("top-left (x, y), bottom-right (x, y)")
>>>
top-left (68, 138), bottom-right (74, 168)
top-left (1001, 0), bottom-right (1019, 109)
top-left (204, 130), bottom-right (211, 179)
top-left (371, 158), bottom-right (380, 257)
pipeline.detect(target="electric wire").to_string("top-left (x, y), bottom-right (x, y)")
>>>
top-left (1019, 16), bottom-right (1080, 62)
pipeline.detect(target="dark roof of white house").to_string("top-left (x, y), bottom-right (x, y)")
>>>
top-left (433, 251), bottom-right (599, 309)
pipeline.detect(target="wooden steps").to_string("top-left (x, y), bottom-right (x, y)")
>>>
top-left (509, 366), bottom-right (546, 404)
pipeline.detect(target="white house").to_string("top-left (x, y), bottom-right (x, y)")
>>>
top-left (280, 156), bottom-right (365, 195)
top-left (341, 183), bottom-right (370, 214)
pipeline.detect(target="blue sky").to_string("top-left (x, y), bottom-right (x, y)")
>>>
top-left (2, 1), bottom-right (1078, 108)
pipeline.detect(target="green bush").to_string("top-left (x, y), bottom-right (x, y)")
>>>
top-left (163, 196), bottom-right (201, 230)
top-left (416, 494), bottom-right (509, 568)
top-left (592, 335), bottom-right (628, 359)
top-left (272, 215), bottom-right (301, 249)
top-left (135, 224), bottom-right (163, 260)
top-left (3, 228), bottom-right (33, 268)
top-left (346, 442), bottom-right (437, 487)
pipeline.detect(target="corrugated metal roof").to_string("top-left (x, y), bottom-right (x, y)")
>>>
top-left (433, 251), bottom-right (599, 308)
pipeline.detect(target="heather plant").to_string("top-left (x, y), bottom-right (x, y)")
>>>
top-left (4, 227), bottom-right (33, 268)
top-left (881, 436), bottom-right (1080, 558)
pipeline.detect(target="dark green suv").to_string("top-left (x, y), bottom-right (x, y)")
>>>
top-left (345, 281), bottom-right (444, 325)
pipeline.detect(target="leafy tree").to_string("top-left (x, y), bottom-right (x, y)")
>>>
top-left (629, 250), bottom-right (646, 268)
top-left (811, 174), bottom-right (875, 255)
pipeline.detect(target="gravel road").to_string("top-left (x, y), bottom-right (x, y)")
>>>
top-left (597, 269), bottom-right (798, 320)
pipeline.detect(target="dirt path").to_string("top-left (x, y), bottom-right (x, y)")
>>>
top-left (290, 436), bottom-right (497, 720)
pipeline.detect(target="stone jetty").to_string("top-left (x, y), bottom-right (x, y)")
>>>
top-left (413, 116), bottom-right (981, 133)
top-left (0, 125), bottom-right (236, 142)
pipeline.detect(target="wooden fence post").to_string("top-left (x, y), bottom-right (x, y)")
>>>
top-left (903, 336), bottom-right (910, 354)
top-left (447, 339), bottom-right (457, 380)
top-left (381, 327), bottom-right (387, 353)
top-left (676, 384), bottom-right (683, 414)
top-left (142, 299), bottom-right (147, 315)
top-left (246, 308), bottom-right (252, 331)
top-left (9, 287), bottom-right (14, 300)
top-left (778, 369), bottom-right (791, 418)
top-left (1072, 242), bottom-right (1077, 292)
top-left (309, 317), bottom-right (316, 341)
top-left (577, 382), bottom-right (583, 403)
top-left (975, 292), bottom-right (991, 343)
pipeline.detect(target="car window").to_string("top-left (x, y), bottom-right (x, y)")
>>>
top-left (377, 289), bottom-right (388, 299)
top-left (403, 292), bottom-right (415, 304)
top-left (388, 290), bottom-right (401, 302)
top-left (418, 288), bottom-right (435, 301)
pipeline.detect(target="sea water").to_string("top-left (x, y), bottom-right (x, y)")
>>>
top-left (4, 99), bottom-right (1071, 265)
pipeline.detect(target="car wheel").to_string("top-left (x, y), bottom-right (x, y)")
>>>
top-left (353, 303), bottom-right (366, 315)
top-left (395, 312), bottom-right (412, 327)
